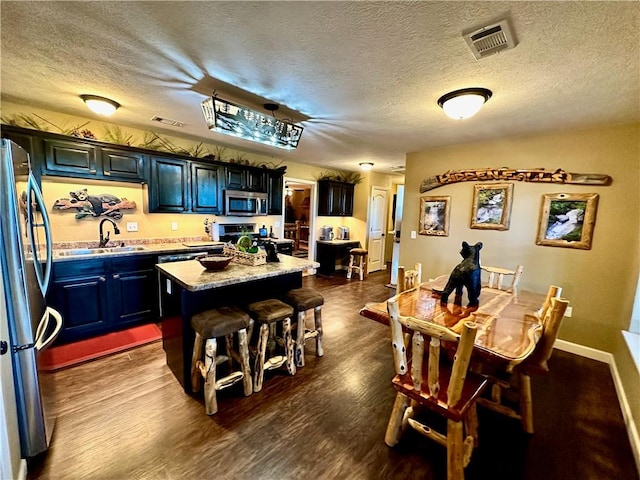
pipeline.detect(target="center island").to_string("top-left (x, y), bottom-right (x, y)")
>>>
top-left (156, 255), bottom-right (319, 391)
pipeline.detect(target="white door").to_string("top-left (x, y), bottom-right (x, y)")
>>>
top-left (367, 186), bottom-right (388, 273)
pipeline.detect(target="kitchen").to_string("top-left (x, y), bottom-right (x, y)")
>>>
top-left (1, 2), bottom-right (639, 479)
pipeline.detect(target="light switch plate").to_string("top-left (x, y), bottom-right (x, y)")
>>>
top-left (126, 222), bottom-right (138, 232)
top-left (171, 222), bottom-right (178, 231)
top-left (410, 231), bottom-right (417, 239)
top-left (565, 306), bottom-right (573, 317)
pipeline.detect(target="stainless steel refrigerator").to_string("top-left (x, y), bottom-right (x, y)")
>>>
top-left (0, 138), bottom-right (62, 458)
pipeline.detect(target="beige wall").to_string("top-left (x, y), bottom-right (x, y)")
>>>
top-left (402, 123), bottom-right (640, 436)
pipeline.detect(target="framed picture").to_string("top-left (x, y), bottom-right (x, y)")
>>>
top-left (536, 193), bottom-right (599, 250)
top-left (419, 195), bottom-right (450, 236)
top-left (470, 183), bottom-right (514, 230)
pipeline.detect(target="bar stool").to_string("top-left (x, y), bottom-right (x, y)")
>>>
top-left (246, 299), bottom-right (296, 392)
top-left (347, 248), bottom-right (368, 280)
top-left (283, 287), bottom-right (324, 367)
top-left (190, 306), bottom-right (253, 415)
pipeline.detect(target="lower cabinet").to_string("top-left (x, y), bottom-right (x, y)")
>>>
top-left (48, 255), bottom-right (159, 344)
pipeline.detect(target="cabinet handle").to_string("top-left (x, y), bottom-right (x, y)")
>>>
top-left (113, 274), bottom-right (120, 279)
top-left (89, 169), bottom-right (97, 174)
top-left (99, 276), bottom-right (106, 282)
top-left (104, 171), bottom-right (111, 176)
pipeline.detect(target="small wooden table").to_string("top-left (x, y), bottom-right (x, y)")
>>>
top-left (360, 276), bottom-right (546, 366)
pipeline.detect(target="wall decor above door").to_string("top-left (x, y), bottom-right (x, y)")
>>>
top-left (53, 188), bottom-right (136, 220)
top-left (420, 168), bottom-right (612, 193)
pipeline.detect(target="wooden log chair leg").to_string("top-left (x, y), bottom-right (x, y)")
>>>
top-left (254, 323), bottom-right (269, 393)
top-left (295, 310), bottom-right (307, 368)
top-left (238, 328), bottom-right (252, 397)
top-left (347, 255), bottom-right (354, 279)
top-left (447, 420), bottom-right (465, 480)
top-left (191, 332), bottom-right (204, 393)
top-left (314, 305), bottom-right (324, 357)
top-left (283, 317), bottom-right (296, 376)
top-left (519, 372), bottom-right (535, 434)
top-left (203, 338), bottom-right (218, 415)
top-left (464, 404), bottom-right (480, 447)
top-left (385, 392), bottom-right (411, 447)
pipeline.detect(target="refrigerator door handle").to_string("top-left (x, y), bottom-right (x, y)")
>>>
top-left (27, 173), bottom-right (53, 295)
top-left (34, 307), bottom-right (63, 351)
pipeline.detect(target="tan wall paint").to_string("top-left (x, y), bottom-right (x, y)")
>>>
top-left (402, 123), bottom-right (640, 435)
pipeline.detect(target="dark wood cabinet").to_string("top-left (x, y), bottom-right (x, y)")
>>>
top-left (317, 180), bottom-right (355, 216)
top-left (191, 162), bottom-right (223, 214)
top-left (149, 156), bottom-right (190, 212)
top-left (225, 164), bottom-right (267, 192)
top-left (267, 170), bottom-right (284, 215)
top-left (101, 147), bottom-right (146, 180)
top-left (48, 255), bottom-right (159, 344)
top-left (44, 138), bottom-right (98, 176)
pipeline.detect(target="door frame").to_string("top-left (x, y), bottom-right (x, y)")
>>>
top-left (367, 185), bottom-right (389, 273)
top-left (282, 177), bottom-right (317, 265)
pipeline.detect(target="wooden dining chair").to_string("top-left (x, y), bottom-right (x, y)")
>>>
top-left (384, 295), bottom-right (489, 480)
top-left (481, 264), bottom-right (524, 294)
top-left (396, 263), bottom-right (422, 294)
top-left (476, 288), bottom-right (569, 434)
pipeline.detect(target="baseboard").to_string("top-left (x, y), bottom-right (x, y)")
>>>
top-left (18, 459), bottom-right (27, 480)
top-left (554, 339), bottom-right (640, 472)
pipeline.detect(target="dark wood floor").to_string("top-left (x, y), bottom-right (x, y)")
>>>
top-left (28, 269), bottom-right (639, 480)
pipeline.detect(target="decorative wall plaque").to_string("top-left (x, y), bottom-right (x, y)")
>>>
top-left (53, 188), bottom-right (136, 220)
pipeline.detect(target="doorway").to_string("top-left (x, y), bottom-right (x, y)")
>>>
top-left (283, 178), bottom-right (316, 261)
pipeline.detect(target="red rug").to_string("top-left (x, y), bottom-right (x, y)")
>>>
top-left (39, 324), bottom-right (162, 371)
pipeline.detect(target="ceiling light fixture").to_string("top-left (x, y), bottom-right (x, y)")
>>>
top-left (437, 88), bottom-right (492, 120)
top-left (359, 162), bottom-right (374, 171)
top-left (80, 95), bottom-right (120, 116)
top-left (201, 95), bottom-right (304, 150)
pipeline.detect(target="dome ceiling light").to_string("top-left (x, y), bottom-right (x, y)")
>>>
top-left (437, 88), bottom-right (492, 120)
top-left (359, 162), bottom-right (374, 171)
top-left (80, 95), bottom-right (120, 116)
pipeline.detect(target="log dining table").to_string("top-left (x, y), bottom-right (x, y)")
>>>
top-left (359, 275), bottom-right (547, 366)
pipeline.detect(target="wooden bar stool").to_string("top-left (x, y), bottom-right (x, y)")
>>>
top-left (347, 248), bottom-right (368, 280)
top-left (246, 299), bottom-right (296, 392)
top-left (283, 287), bottom-right (324, 368)
top-left (190, 306), bottom-right (253, 415)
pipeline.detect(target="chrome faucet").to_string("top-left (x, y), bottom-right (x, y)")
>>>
top-left (98, 218), bottom-right (120, 248)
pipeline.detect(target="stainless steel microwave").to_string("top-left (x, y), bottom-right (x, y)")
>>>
top-left (224, 190), bottom-right (268, 216)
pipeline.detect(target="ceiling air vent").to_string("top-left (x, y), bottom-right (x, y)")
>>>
top-left (151, 116), bottom-right (185, 127)
top-left (463, 18), bottom-right (517, 60)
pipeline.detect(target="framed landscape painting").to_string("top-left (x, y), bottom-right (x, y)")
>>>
top-left (536, 193), bottom-right (599, 250)
top-left (470, 183), bottom-right (513, 230)
top-left (419, 195), bottom-right (450, 236)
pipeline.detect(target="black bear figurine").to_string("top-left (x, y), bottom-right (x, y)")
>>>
top-left (434, 241), bottom-right (483, 307)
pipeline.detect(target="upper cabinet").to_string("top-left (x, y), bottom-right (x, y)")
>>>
top-left (317, 180), bottom-right (355, 217)
top-left (267, 170), bottom-right (284, 215)
top-left (224, 164), bottom-right (267, 192)
top-left (148, 156), bottom-right (190, 213)
top-left (191, 161), bottom-right (223, 213)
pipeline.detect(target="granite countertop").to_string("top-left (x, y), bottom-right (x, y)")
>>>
top-left (156, 255), bottom-right (320, 292)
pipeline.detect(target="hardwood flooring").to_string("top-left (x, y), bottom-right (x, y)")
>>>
top-left (28, 269), bottom-right (638, 480)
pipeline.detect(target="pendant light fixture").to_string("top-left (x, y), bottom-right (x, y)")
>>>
top-left (80, 95), bottom-right (120, 116)
top-left (437, 88), bottom-right (492, 120)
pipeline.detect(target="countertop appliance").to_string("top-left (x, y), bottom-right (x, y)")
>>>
top-left (338, 227), bottom-right (350, 240)
top-left (0, 139), bottom-right (62, 459)
top-left (320, 226), bottom-right (334, 241)
top-left (224, 190), bottom-right (267, 216)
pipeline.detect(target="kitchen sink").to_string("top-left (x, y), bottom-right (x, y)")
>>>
top-left (56, 246), bottom-right (147, 257)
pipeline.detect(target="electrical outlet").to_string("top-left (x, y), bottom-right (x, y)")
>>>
top-left (565, 306), bottom-right (573, 317)
top-left (410, 230), bottom-right (417, 239)
top-left (171, 222), bottom-right (178, 231)
top-left (274, 220), bottom-right (281, 228)
top-left (126, 222), bottom-right (138, 232)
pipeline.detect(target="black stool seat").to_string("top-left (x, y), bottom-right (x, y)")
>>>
top-left (191, 306), bottom-right (251, 338)
top-left (247, 299), bottom-right (293, 324)
top-left (349, 248), bottom-right (368, 255)
top-left (284, 288), bottom-right (324, 311)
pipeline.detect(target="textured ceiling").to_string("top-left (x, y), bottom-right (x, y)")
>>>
top-left (1, 1), bottom-right (638, 174)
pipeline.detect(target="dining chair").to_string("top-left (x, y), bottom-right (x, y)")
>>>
top-left (396, 263), bottom-right (422, 294)
top-left (476, 288), bottom-right (569, 434)
top-left (481, 264), bottom-right (524, 294)
top-left (384, 295), bottom-right (489, 480)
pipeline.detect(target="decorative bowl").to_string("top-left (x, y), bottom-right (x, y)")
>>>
top-left (197, 254), bottom-right (233, 271)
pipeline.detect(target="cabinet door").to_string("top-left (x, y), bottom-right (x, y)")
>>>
top-left (246, 169), bottom-right (267, 192)
top-left (149, 157), bottom-right (189, 212)
top-left (43, 139), bottom-right (98, 177)
top-left (267, 172), bottom-right (283, 215)
top-left (224, 164), bottom-right (245, 190)
top-left (50, 274), bottom-right (110, 344)
top-left (110, 268), bottom-right (157, 327)
top-left (191, 162), bottom-right (223, 213)
top-left (101, 147), bottom-right (146, 182)
top-left (341, 183), bottom-right (355, 216)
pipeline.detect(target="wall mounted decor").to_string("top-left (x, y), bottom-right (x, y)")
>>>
top-left (419, 195), bottom-right (450, 236)
top-left (420, 167), bottom-right (612, 193)
top-left (536, 193), bottom-right (599, 250)
top-left (53, 188), bottom-right (136, 220)
top-left (471, 183), bottom-right (513, 230)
